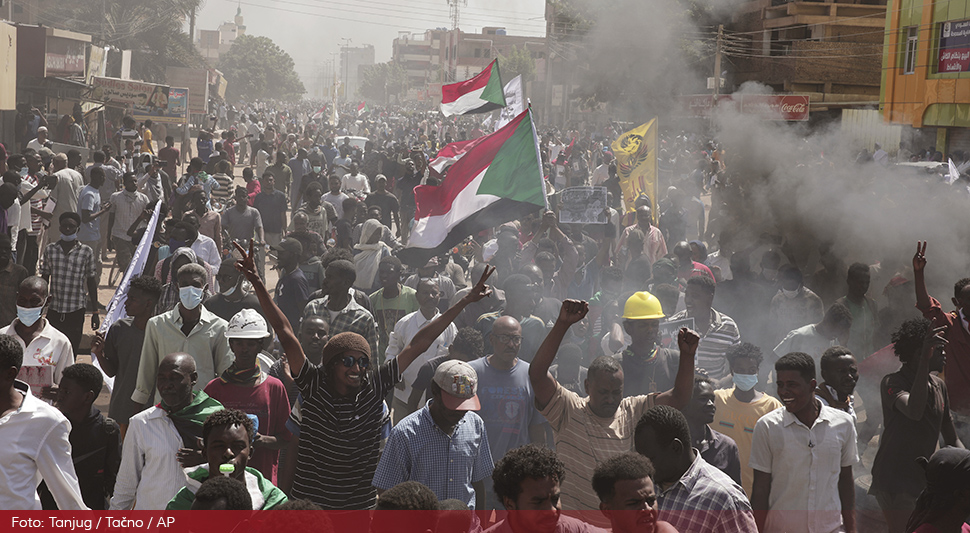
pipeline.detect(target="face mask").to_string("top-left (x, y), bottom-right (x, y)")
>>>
top-left (60, 233), bottom-right (77, 242)
top-left (781, 287), bottom-right (799, 299)
top-left (17, 305), bottom-right (44, 327)
top-left (222, 284), bottom-right (236, 297)
top-left (19, 167), bottom-right (28, 178)
top-left (762, 268), bottom-right (778, 281)
top-left (312, 166), bottom-right (322, 173)
top-left (169, 239), bottom-right (186, 250)
top-left (733, 373), bottom-right (759, 392)
top-left (179, 286), bottom-right (205, 309)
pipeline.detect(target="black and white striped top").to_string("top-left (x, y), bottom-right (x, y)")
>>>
top-left (291, 357), bottom-right (399, 509)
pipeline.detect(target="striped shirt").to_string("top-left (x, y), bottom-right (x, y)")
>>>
top-left (539, 382), bottom-right (657, 510)
top-left (291, 357), bottom-right (399, 509)
top-left (668, 308), bottom-right (740, 381)
top-left (372, 402), bottom-right (493, 509)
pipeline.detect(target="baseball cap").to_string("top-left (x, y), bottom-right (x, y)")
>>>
top-left (433, 360), bottom-right (480, 411)
top-left (271, 237), bottom-right (303, 257)
top-left (225, 308), bottom-right (270, 339)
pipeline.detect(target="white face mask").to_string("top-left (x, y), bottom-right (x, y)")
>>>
top-left (16, 305), bottom-right (44, 327)
top-left (179, 285), bottom-right (205, 309)
top-left (781, 287), bottom-right (799, 299)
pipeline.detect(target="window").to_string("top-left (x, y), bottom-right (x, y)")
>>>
top-left (484, 48), bottom-right (491, 58)
top-left (474, 48), bottom-right (481, 58)
top-left (904, 26), bottom-right (917, 74)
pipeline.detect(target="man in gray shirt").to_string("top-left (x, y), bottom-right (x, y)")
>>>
top-left (222, 186), bottom-right (265, 278)
top-left (467, 315), bottom-right (546, 509)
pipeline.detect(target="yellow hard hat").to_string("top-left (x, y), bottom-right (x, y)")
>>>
top-left (622, 291), bottom-right (665, 320)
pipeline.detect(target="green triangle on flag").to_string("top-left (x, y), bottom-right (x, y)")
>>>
top-left (479, 61), bottom-right (507, 107)
top-left (476, 114), bottom-right (544, 206)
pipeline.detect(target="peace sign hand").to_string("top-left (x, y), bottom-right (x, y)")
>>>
top-left (233, 239), bottom-right (261, 284)
top-left (913, 241), bottom-right (927, 274)
top-left (463, 264), bottom-right (495, 303)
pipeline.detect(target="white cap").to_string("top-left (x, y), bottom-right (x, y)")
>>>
top-left (226, 308), bottom-right (270, 339)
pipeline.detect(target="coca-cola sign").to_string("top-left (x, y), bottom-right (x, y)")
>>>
top-left (740, 95), bottom-right (810, 121)
top-left (678, 94), bottom-right (810, 121)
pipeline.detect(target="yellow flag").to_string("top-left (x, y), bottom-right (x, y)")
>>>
top-left (611, 118), bottom-right (658, 219)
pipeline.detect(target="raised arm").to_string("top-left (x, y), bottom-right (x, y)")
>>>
top-left (530, 300), bottom-right (589, 411)
top-left (394, 265), bottom-right (495, 373)
top-left (893, 325), bottom-right (947, 420)
top-left (233, 240), bottom-right (306, 373)
top-left (654, 327), bottom-right (700, 409)
top-left (913, 241), bottom-right (931, 311)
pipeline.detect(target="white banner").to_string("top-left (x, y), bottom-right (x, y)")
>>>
top-left (495, 75), bottom-right (525, 131)
top-left (92, 201), bottom-right (162, 391)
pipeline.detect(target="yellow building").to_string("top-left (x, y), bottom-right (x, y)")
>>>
top-left (881, 0), bottom-right (970, 152)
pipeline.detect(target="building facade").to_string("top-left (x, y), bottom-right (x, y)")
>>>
top-left (195, 7), bottom-right (246, 63)
top-left (392, 27), bottom-right (545, 100)
top-left (730, 0), bottom-right (887, 115)
top-left (881, 0), bottom-right (970, 153)
top-left (340, 44), bottom-right (375, 102)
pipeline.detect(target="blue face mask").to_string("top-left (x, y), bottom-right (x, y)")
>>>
top-left (733, 373), bottom-right (759, 392)
top-left (312, 166), bottom-right (322, 173)
top-left (19, 167), bottom-right (28, 178)
top-left (179, 286), bottom-right (205, 310)
top-left (60, 232), bottom-right (77, 242)
top-left (17, 305), bottom-right (44, 327)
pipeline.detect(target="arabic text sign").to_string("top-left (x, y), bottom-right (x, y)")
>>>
top-left (559, 186), bottom-right (609, 224)
top-left (658, 317), bottom-right (694, 349)
top-left (939, 19), bottom-right (970, 72)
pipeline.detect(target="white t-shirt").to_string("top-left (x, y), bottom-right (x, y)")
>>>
top-left (341, 172), bottom-right (370, 194)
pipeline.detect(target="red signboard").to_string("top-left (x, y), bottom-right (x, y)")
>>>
top-left (939, 19), bottom-right (970, 72)
top-left (677, 94), bottom-right (810, 121)
top-left (740, 95), bottom-right (810, 121)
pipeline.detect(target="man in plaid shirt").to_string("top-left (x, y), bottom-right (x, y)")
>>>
top-left (635, 405), bottom-right (756, 533)
top-left (40, 212), bottom-right (100, 355)
top-left (302, 259), bottom-right (379, 359)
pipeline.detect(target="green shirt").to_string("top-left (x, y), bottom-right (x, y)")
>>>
top-left (166, 464), bottom-right (287, 510)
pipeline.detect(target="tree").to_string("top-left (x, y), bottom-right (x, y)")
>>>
top-left (359, 62), bottom-right (408, 105)
top-left (218, 35), bottom-right (306, 102)
top-left (499, 46), bottom-right (536, 83)
top-left (27, 0), bottom-right (205, 83)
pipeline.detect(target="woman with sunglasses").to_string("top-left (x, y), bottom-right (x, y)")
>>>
top-left (232, 240), bottom-right (494, 519)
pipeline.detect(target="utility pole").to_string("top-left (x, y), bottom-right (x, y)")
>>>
top-left (189, 8), bottom-right (197, 50)
top-left (339, 38), bottom-right (352, 102)
top-left (713, 24), bottom-right (723, 98)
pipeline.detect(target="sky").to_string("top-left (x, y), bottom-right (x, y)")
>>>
top-left (193, 0), bottom-right (547, 98)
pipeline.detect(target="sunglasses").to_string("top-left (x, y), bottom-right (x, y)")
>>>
top-left (340, 355), bottom-right (370, 369)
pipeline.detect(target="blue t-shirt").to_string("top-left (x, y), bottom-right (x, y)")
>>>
top-left (77, 185), bottom-right (101, 241)
top-left (466, 357), bottom-right (542, 463)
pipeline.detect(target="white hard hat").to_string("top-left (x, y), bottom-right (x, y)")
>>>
top-left (226, 308), bottom-right (270, 339)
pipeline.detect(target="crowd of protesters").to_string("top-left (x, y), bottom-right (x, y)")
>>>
top-left (0, 100), bottom-right (967, 533)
